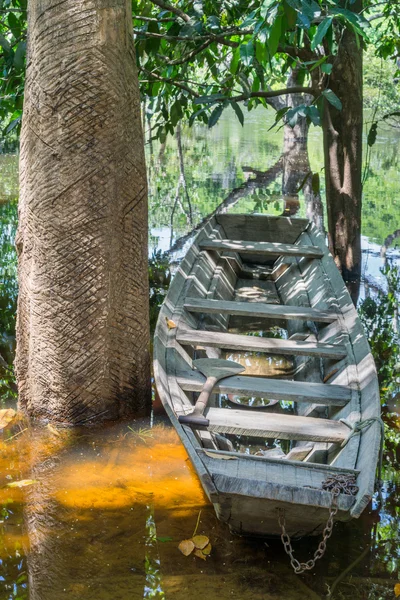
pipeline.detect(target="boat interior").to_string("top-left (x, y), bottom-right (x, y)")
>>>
top-left (155, 214), bottom-right (380, 518)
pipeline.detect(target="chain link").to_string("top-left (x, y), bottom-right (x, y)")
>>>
top-left (278, 474), bottom-right (358, 575)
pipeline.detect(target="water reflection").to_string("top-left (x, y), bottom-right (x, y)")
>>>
top-left (0, 416), bottom-right (398, 599)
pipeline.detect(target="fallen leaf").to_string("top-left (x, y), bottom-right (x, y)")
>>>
top-left (178, 539), bottom-right (195, 556)
top-left (6, 479), bottom-right (38, 488)
top-left (394, 583), bottom-right (400, 597)
top-left (47, 424), bottom-right (61, 437)
top-left (192, 535), bottom-right (209, 550)
top-left (0, 408), bottom-right (16, 429)
top-left (204, 450), bottom-right (238, 460)
top-left (157, 536), bottom-right (173, 543)
top-left (202, 542), bottom-right (212, 555)
top-left (165, 317), bottom-right (177, 330)
top-left (193, 549), bottom-right (207, 560)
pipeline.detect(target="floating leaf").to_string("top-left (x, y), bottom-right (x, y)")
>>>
top-left (165, 317), bottom-right (177, 330)
top-left (192, 535), bottom-right (209, 550)
top-left (178, 539), bottom-right (195, 556)
top-left (7, 479), bottom-right (38, 488)
top-left (0, 409), bottom-right (16, 429)
top-left (394, 583), bottom-right (400, 598)
top-left (47, 423), bottom-right (61, 437)
top-left (194, 549), bottom-right (207, 560)
top-left (202, 542), bottom-right (212, 555)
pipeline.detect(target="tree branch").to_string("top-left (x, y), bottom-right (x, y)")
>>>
top-left (149, 0), bottom-right (191, 23)
top-left (139, 67), bottom-right (199, 96)
top-left (224, 86), bottom-right (317, 104)
top-left (133, 15), bottom-right (177, 22)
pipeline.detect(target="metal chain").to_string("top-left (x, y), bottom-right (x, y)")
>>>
top-left (278, 474), bottom-right (358, 575)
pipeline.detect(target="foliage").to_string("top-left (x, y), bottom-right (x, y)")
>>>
top-left (133, 0), bottom-right (376, 139)
top-left (359, 266), bottom-right (400, 387)
top-left (148, 249), bottom-right (171, 334)
top-left (363, 46), bottom-right (400, 119)
top-left (0, 0), bottom-right (26, 136)
top-left (359, 265), bottom-right (400, 472)
top-left (0, 199), bottom-right (17, 403)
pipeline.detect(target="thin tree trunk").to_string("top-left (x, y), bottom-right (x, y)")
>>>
top-left (281, 70), bottom-right (324, 227)
top-left (322, 5), bottom-right (363, 296)
top-left (16, 0), bottom-right (151, 423)
top-left (176, 123), bottom-right (193, 224)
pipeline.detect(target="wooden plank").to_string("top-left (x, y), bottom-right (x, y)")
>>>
top-left (198, 448), bottom-right (359, 474)
top-left (202, 407), bottom-right (350, 442)
top-left (184, 297), bottom-right (339, 323)
top-left (177, 370), bottom-right (351, 406)
top-left (200, 239), bottom-right (324, 258)
top-left (177, 328), bottom-right (348, 359)
top-left (216, 214), bottom-right (309, 245)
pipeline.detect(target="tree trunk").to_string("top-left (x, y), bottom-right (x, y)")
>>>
top-left (322, 13), bottom-right (363, 292)
top-left (16, 0), bottom-right (151, 423)
top-left (281, 71), bottom-right (324, 227)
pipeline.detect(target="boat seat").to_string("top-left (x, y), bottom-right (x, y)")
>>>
top-left (199, 239), bottom-right (324, 258)
top-left (184, 297), bottom-right (339, 323)
top-left (177, 371), bottom-right (352, 407)
top-left (202, 408), bottom-right (351, 443)
top-left (177, 327), bottom-right (347, 360)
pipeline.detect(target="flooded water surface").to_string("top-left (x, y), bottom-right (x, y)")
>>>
top-left (0, 410), bottom-right (398, 600)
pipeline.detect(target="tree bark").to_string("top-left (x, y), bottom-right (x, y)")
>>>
top-left (16, 0), bottom-right (151, 423)
top-left (281, 70), bottom-right (324, 227)
top-left (322, 10), bottom-right (363, 292)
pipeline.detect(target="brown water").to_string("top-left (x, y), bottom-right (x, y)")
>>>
top-left (0, 404), bottom-right (398, 600)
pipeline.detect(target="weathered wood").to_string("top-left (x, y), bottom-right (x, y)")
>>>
top-left (177, 369), bottom-right (351, 405)
top-left (216, 214), bottom-right (309, 244)
top-left (200, 239), bottom-right (324, 258)
top-left (201, 407), bottom-right (351, 442)
top-left (153, 214), bottom-right (380, 538)
top-left (177, 327), bottom-right (348, 359)
top-left (184, 297), bottom-right (339, 323)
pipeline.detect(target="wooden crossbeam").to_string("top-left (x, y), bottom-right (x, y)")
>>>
top-left (177, 371), bottom-right (352, 406)
top-left (202, 408), bottom-right (350, 442)
top-left (177, 328), bottom-right (347, 360)
top-left (184, 297), bottom-right (339, 323)
top-left (199, 239), bottom-right (324, 258)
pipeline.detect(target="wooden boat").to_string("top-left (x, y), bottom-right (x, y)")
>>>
top-left (153, 215), bottom-right (381, 538)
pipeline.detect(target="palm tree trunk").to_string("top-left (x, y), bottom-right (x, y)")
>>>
top-left (16, 0), bottom-right (151, 423)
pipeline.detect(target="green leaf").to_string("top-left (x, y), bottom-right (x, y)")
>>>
top-left (208, 104), bottom-right (224, 128)
top-left (311, 17), bottom-right (332, 51)
top-left (7, 12), bottom-right (21, 37)
top-left (240, 40), bottom-right (254, 67)
top-left (230, 48), bottom-right (240, 74)
top-left (367, 122), bottom-right (378, 147)
top-left (322, 89), bottom-right (342, 111)
top-left (321, 63), bottom-right (332, 74)
top-left (311, 173), bottom-right (320, 195)
top-left (268, 105), bottom-right (289, 129)
top-left (194, 93), bottom-right (226, 105)
top-left (231, 101), bottom-right (244, 126)
top-left (330, 8), bottom-right (370, 36)
top-left (267, 15), bottom-right (282, 56)
top-left (0, 33), bottom-right (11, 53)
top-left (306, 105), bottom-right (320, 126)
top-left (13, 41), bottom-right (26, 70)
top-left (157, 536), bottom-right (173, 542)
